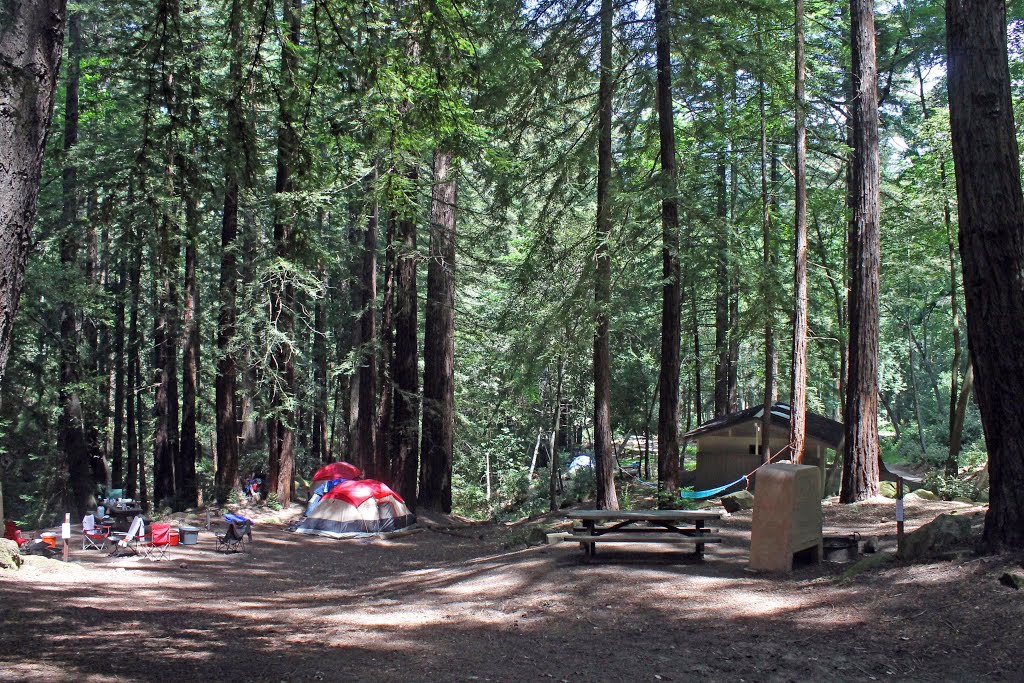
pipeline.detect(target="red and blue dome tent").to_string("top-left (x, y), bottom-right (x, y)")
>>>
top-left (293, 463), bottom-right (415, 538)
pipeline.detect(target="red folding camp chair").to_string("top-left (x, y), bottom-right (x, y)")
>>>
top-left (140, 523), bottom-right (172, 561)
top-left (4, 520), bottom-right (27, 548)
top-left (82, 514), bottom-right (110, 551)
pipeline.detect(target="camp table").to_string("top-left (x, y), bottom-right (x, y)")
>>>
top-left (564, 509), bottom-right (723, 562)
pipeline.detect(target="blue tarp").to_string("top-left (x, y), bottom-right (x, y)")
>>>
top-left (305, 478), bottom-right (349, 516)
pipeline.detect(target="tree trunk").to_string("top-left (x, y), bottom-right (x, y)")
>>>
top-left (841, 0), bottom-right (882, 503)
top-left (112, 247), bottom-right (126, 490)
top-left (375, 209), bottom-right (395, 483)
top-left (419, 152), bottom-right (457, 511)
top-left (57, 11), bottom-right (94, 516)
top-left (593, 0), bottom-right (619, 510)
top-left (312, 256), bottom-right (330, 465)
top-left (391, 184), bottom-right (419, 486)
top-left (548, 357), bottom-right (564, 512)
top-left (714, 149), bottom-right (730, 419)
top-left (759, 57), bottom-right (776, 465)
top-left (946, 0), bottom-right (1024, 549)
top-left (691, 294), bottom-right (702, 425)
top-left (655, 0), bottom-right (680, 502)
top-left (0, 0), bottom-right (66, 388)
top-left (268, 0), bottom-right (302, 507)
top-left (214, 0), bottom-right (245, 501)
top-left (358, 176), bottom-right (379, 476)
top-left (790, 0), bottom-right (809, 463)
top-left (151, 209), bottom-right (180, 508)
top-left (948, 363), bottom-right (973, 462)
top-left (178, 158), bottom-right (200, 509)
top-left (125, 188), bottom-right (142, 501)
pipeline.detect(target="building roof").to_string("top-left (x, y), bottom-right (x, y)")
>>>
top-left (682, 402), bottom-right (844, 449)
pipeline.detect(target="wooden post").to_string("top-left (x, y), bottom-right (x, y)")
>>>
top-left (896, 477), bottom-right (905, 556)
top-left (61, 513), bottom-right (71, 562)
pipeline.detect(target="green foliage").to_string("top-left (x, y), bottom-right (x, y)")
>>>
top-left (1, 0), bottom-right (1017, 524)
top-left (923, 471), bottom-right (975, 502)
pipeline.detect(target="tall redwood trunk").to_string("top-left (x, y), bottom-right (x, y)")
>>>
top-left (790, 0), bottom-right (809, 463)
top-left (214, 0), bottom-right (244, 500)
top-left (759, 63), bottom-right (776, 465)
top-left (312, 256), bottom-right (330, 464)
top-left (125, 186), bottom-right (142, 501)
top-left (593, 0), bottom-right (618, 510)
top-left (841, 0), bottom-right (882, 503)
top-left (112, 246), bottom-right (126, 490)
top-left (0, 0), bottom-right (66, 388)
top-left (713, 149), bottom-right (730, 419)
top-left (269, 0), bottom-right (301, 507)
top-left (375, 211), bottom-right (395, 481)
top-left (57, 11), bottom-right (94, 515)
top-left (946, 0), bottom-right (1024, 549)
top-left (691, 295), bottom-right (702, 425)
top-left (391, 169), bottom-right (419, 496)
top-left (178, 167), bottom-right (200, 508)
top-left (419, 153), bottom-right (456, 512)
top-left (654, 0), bottom-right (680, 502)
top-left (359, 174), bottom-right (379, 476)
top-left (151, 209), bottom-right (180, 508)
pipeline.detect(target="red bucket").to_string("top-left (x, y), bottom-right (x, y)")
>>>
top-left (169, 529), bottom-right (180, 546)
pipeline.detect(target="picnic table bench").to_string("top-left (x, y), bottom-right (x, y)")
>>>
top-left (564, 509), bottom-right (723, 561)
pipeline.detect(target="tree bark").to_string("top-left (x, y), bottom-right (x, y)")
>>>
top-left (391, 167), bottom-right (419, 495)
top-left (654, 0), bottom-right (680, 502)
top-left (56, 10), bottom-right (94, 516)
top-left (178, 147), bottom-right (200, 509)
top-left (946, 0), bottom-right (1024, 549)
top-left (112, 244), bottom-right (126, 490)
top-left (151, 208), bottom-right (180, 508)
top-left (267, 0), bottom-right (302, 507)
top-left (714, 149), bottom-right (730, 419)
top-left (419, 152), bottom-right (457, 511)
top-left (790, 0), bottom-right (810, 463)
top-left (841, 0), bottom-right (882, 503)
top-left (691, 294), bottom-right (702, 425)
top-left (759, 56), bottom-right (776, 465)
top-left (0, 0), bottom-right (66, 389)
top-left (375, 209), bottom-right (395, 483)
top-left (215, 0), bottom-right (245, 501)
top-left (593, 0), bottom-right (619, 510)
top-left (312, 255), bottom-right (330, 464)
top-left (548, 357), bottom-right (564, 512)
top-left (358, 173), bottom-right (379, 477)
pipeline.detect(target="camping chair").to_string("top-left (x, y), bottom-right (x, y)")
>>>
top-left (3, 520), bottom-right (27, 548)
top-left (111, 515), bottom-right (146, 556)
top-left (82, 514), bottom-right (110, 551)
top-left (140, 523), bottom-right (172, 561)
top-left (216, 519), bottom-right (252, 554)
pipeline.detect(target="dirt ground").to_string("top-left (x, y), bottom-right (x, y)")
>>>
top-left (1, 497), bottom-right (1022, 683)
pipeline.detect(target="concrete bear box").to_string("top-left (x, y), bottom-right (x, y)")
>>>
top-left (748, 463), bottom-right (823, 572)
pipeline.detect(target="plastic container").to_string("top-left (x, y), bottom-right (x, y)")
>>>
top-left (178, 526), bottom-right (200, 545)
top-left (169, 529), bottom-right (180, 546)
top-left (40, 532), bottom-right (57, 549)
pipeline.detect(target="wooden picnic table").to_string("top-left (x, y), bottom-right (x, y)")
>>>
top-left (565, 509), bottom-right (723, 562)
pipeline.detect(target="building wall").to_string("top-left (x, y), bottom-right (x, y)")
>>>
top-left (693, 421), bottom-right (830, 494)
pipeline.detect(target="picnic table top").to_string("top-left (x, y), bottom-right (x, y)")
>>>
top-left (566, 509), bottom-right (721, 522)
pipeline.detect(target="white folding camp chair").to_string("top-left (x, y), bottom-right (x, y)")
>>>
top-left (82, 514), bottom-right (109, 551)
top-left (111, 515), bottom-right (146, 556)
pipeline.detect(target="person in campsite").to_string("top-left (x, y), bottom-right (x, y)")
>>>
top-left (244, 472), bottom-right (264, 501)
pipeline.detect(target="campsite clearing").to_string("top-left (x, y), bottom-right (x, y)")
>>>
top-left (1, 498), bottom-right (1021, 682)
